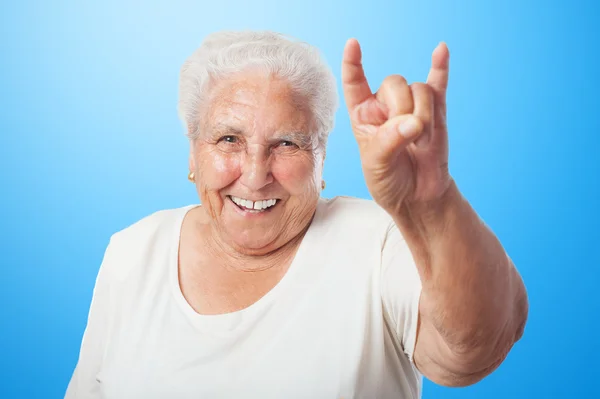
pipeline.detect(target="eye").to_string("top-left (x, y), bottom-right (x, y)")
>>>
top-left (279, 140), bottom-right (297, 148)
top-left (218, 135), bottom-right (238, 144)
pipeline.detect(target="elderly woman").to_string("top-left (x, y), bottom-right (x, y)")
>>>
top-left (65, 31), bottom-right (528, 399)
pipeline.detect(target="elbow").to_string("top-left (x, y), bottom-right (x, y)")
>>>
top-left (508, 256), bottom-right (529, 342)
top-left (465, 263), bottom-right (530, 373)
top-left (440, 293), bottom-right (529, 388)
top-left (421, 339), bottom-right (511, 388)
top-left (431, 334), bottom-right (520, 388)
top-left (513, 280), bottom-right (529, 343)
top-left (434, 352), bottom-right (508, 387)
top-left (421, 260), bottom-right (529, 388)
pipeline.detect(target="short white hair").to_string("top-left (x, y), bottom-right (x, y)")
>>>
top-left (177, 30), bottom-right (339, 148)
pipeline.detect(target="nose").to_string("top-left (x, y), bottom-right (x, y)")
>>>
top-left (239, 147), bottom-right (274, 191)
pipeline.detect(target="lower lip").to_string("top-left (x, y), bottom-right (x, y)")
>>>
top-left (227, 196), bottom-right (278, 217)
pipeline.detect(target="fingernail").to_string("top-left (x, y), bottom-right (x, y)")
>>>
top-left (398, 117), bottom-right (419, 139)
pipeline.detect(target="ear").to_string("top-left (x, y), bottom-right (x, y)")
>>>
top-left (188, 140), bottom-right (196, 172)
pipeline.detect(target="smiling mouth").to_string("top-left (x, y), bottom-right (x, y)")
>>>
top-left (227, 195), bottom-right (279, 213)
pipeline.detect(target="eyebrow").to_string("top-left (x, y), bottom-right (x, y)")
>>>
top-left (211, 124), bottom-right (243, 136)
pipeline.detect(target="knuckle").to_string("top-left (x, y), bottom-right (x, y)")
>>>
top-left (382, 74), bottom-right (408, 87)
top-left (411, 83), bottom-right (435, 106)
top-left (411, 82), bottom-right (431, 94)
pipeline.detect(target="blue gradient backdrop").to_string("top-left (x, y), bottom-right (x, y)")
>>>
top-left (1, 0), bottom-right (598, 398)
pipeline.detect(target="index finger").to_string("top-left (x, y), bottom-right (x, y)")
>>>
top-left (341, 38), bottom-right (373, 110)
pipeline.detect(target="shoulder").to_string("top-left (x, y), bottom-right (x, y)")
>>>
top-left (102, 205), bottom-right (197, 281)
top-left (318, 195), bottom-right (392, 223)
top-left (110, 205), bottom-right (193, 244)
top-left (315, 196), bottom-right (395, 238)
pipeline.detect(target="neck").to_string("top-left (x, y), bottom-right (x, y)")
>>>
top-left (201, 219), bottom-right (309, 274)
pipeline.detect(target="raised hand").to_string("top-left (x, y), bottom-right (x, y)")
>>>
top-left (341, 39), bottom-right (453, 215)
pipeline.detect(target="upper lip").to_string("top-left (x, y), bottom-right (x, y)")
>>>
top-left (227, 195), bottom-right (279, 201)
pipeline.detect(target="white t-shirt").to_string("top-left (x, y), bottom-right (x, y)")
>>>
top-left (65, 196), bottom-right (423, 399)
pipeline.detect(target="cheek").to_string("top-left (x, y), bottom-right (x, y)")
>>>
top-left (198, 152), bottom-right (241, 189)
top-left (272, 156), bottom-right (317, 193)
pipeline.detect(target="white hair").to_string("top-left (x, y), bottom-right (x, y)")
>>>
top-left (177, 30), bottom-right (339, 149)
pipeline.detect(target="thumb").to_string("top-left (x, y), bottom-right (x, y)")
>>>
top-left (370, 114), bottom-right (423, 161)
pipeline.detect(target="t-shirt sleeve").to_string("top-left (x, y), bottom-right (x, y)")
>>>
top-left (65, 238), bottom-right (115, 399)
top-left (380, 221), bottom-right (423, 363)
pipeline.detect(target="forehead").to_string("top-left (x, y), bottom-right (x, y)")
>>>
top-left (205, 72), bottom-right (313, 134)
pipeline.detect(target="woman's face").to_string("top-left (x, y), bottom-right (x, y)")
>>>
top-left (189, 71), bottom-right (324, 255)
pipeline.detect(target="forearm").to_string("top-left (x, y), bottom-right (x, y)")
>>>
top-left (393, 179), bottom-right (528, 357)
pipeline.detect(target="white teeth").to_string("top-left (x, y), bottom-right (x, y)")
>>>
top-left (230, 196), bottom-right (278, 211)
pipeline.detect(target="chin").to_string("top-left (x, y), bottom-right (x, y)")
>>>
top-left (224, 226), bottom-right (279, 253)
top-left (232, 237), bottom-right (278, 255)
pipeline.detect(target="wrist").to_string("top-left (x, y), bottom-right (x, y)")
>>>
top-left (393, 179), bottom-right (460, 232)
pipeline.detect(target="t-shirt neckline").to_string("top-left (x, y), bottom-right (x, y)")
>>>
top-left (169, 201), bottom-right (322, 336)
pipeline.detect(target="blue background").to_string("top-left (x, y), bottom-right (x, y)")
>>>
top-left (1, 0), bottom-right (598, 398)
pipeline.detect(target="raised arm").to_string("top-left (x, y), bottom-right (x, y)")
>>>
top-left (341, 38), bottom-right (528, 386)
